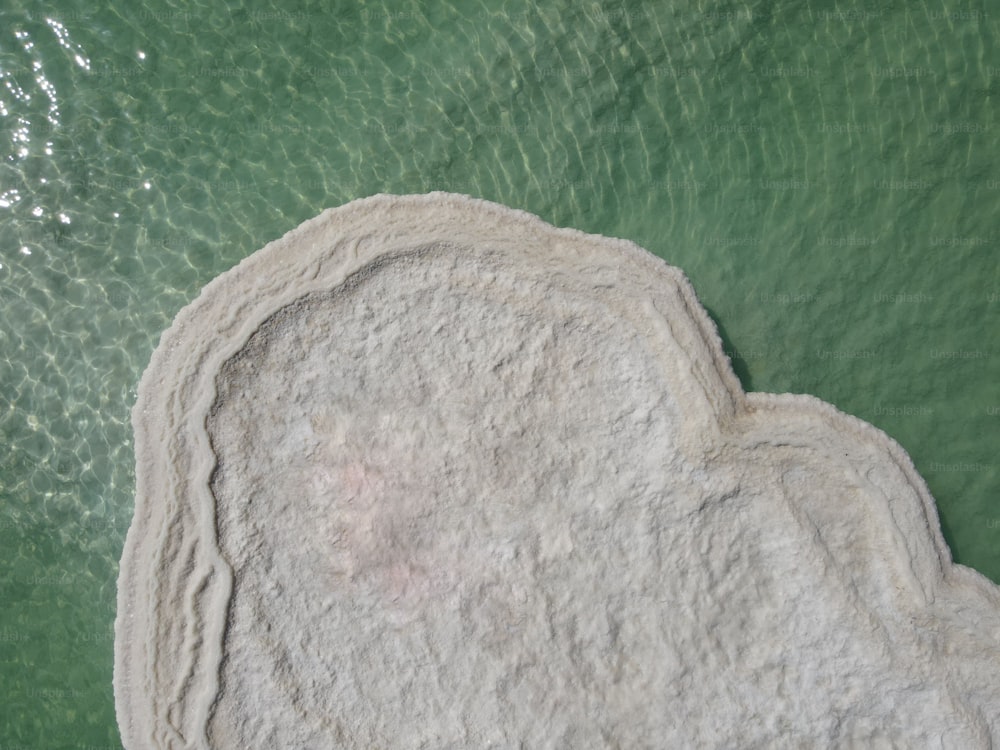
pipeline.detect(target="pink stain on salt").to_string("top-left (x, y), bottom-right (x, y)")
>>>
top-left (311, 451), bottom-right (451, 615)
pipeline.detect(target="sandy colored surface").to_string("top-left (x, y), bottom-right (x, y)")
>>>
top-left (116, 193), bottom-right (1000, 748)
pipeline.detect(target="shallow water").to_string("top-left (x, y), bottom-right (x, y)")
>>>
top-left (0, 0), bottom-right (997, 746)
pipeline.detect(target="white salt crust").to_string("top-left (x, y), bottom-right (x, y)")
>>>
top-left (116, 193), bottom-right (1000, 749)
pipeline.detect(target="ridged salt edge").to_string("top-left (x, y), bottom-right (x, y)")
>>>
top-left (114, 192), bottom-right (1000, 749)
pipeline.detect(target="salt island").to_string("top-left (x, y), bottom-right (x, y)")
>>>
top-left (116, 193), bottom-right (1000, 748)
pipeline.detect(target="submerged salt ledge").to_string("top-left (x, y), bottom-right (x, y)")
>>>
top-left (117, 193), bottom-right (1000, 749)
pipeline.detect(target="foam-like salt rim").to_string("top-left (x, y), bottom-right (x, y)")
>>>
top-left (115, 193), bottom-right (1000, 748)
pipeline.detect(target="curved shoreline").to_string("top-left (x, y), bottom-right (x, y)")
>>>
top-left (116, 193), bottom-right (1000, 748)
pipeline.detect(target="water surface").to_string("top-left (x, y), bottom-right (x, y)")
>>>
top-left (0, 0), bottom-right (997, 745)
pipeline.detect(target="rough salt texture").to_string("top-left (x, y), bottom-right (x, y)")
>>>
top-left (116, 193), bottom-right (1000, 749)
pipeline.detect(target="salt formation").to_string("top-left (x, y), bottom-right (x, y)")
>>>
top-left (116, 193), bottom-right (1000, 749)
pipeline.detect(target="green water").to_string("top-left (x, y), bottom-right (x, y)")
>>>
top-left (0, 0), bottom-right (997, 745)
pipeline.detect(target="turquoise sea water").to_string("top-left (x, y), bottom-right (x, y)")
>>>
top-left (0, 0), bottom-right (997, 746)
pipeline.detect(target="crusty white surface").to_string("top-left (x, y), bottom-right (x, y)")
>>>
top-left (116, 193), bottom-right (1000, 749)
